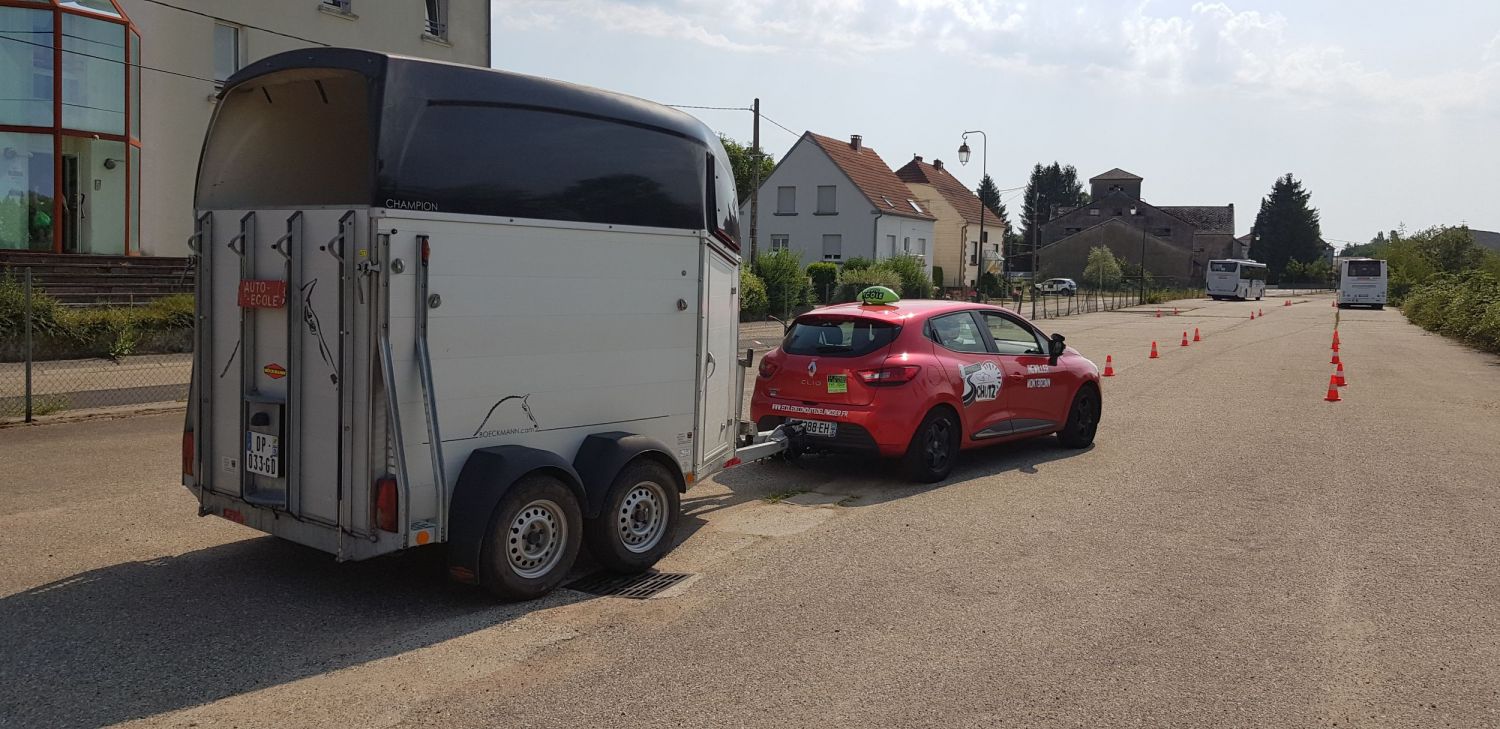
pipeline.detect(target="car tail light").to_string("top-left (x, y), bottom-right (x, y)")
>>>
top-left (758, 358), bottom-right (780, 379)
top-left (375, 477), bottom-right (399, 533)
top-left (857, 365), bottom-right (920, 386)
top-left (182, 430), bottom-right (194, 477)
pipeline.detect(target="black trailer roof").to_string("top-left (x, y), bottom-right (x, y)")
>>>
top-left (222, 48), bottom-right (721, 151)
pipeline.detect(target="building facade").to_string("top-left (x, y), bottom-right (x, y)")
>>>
top-left (895, 155), bottom-right (1005, 294)
top-left (0, 0), bottom-right (488, 258)
top-left (1035, 168), bottom-right (1235, 285)
top-left (742, 132), bottom-right (935, 277)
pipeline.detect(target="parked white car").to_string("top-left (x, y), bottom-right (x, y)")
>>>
top-left (1035, 278), bottom-right (1078, 296)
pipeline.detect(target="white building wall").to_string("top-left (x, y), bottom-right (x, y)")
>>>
top-left (118, 0), bottom-right (489, 256)
top-left (741, 136), bottom-right (934, 279)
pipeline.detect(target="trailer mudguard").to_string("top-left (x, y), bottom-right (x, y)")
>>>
top-left (573, 432), bottom-right (688, 517)
top-left (447, 445), bottom-right (586, 584)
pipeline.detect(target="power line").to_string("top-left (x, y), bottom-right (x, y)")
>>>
top-left (0, 34), bottom-right (219, 84)
top-left (758, 112), bottom-right (799, 138)
top-left (137, 0), bottom-right (333, 49)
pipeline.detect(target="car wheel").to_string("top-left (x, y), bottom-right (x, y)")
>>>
top-left (584, 460), bottom-right (680, 574)
top-left (1056, 384), bottom-right (1101, 449)
top-left (478, 474), bottom-right (583, 601)
top-left (902, 407), bottom-right (961, 483)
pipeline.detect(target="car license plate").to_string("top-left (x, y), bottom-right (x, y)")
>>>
top-left (790, 419), bottom-right (837, 438)
top-left (245, 432), bottom-right (280, 478)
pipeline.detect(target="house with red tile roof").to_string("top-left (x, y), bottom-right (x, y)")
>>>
top-left (895, 155), bottom-right (1007, 295)
top-left (740, 132), bottom-right (935, 283)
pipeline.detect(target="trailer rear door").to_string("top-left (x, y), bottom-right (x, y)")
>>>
top-left (698, 245), bottom-right (738, 469)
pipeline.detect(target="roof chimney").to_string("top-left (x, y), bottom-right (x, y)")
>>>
top-left (933, 159), bottom-right (944, 171)
top-left (913, 154), bottom-right (923, 162)
top-left (850, 134), bottom-right (862, 151)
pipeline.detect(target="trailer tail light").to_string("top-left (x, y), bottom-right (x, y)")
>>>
top-left (758, 358), bottom-right (780, 379)
top-left (857, 365), bottom-right (920, 386)
top-left (182, 430), bottom-right (194, 477)
top-left (375, 477), bottom-right (399, 533)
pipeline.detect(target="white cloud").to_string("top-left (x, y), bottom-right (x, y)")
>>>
top-left (495, 1), bottom-right (1500, 114)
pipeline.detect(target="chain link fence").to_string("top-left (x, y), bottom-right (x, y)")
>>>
top-left (1, 268), bottom-right (191, 422)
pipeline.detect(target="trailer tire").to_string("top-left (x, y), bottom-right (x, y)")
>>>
top-left (584, 460), bottom-right (681, 573)
top-left (478, 473), bottom-right (582, 601)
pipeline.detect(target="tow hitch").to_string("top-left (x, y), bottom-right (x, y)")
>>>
top-left (734, 421), bottom-right (804, 463)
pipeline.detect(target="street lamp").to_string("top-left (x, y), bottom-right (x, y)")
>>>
top-left (1131, 206), bottom-right (1148, 303)
top-left (959, 130), bottom-right (986, 302)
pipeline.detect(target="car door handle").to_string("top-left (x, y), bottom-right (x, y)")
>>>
top-left (1006, 373), bottom-right (1026, 383)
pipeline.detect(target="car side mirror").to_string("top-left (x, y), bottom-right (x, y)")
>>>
top-left (1048, 333), bottom-right (1066, 366)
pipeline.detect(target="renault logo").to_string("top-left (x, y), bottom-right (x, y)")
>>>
top-left (807, 360), bottom-right (818, 377)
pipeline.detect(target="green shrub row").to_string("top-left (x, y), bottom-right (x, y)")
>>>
top-left (1401, 272), bottom-right (1500, 354)
top-left (0, 273), bottom-right (194, 358)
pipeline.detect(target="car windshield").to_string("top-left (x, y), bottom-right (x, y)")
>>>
top-left (783, 316), bottom-right (901, 357)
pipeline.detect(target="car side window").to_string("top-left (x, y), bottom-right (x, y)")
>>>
top-left (980, 312), bottom-right (1045, 355)
top-left (929, 312), bottom-right (988, 354)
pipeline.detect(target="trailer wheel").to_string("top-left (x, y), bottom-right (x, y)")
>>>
top-left (584, 460), bottom-right (681, 573)
top-left (478, 473), bottom-right (582, 601)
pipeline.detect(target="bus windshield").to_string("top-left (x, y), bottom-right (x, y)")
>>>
top-left (1209, 261), bottom-right (1238, 273)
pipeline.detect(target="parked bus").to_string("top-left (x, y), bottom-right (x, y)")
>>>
top-left (1338, 257), bottom-right (1388, 309)
top-left (1205, 259), bottom-right (1267, 301)
top-left (182, 49), bottom-right (787, 600)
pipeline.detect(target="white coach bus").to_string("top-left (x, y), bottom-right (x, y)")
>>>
top-left (182, 49), bottom-right (783, 600)
top-left (1205, 259), bottom-right (1267, 301)
top-left (1337, 258), bottom-right (1388, 309)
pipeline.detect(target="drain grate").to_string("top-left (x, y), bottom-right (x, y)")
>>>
top-left (565, 570), bottom-right (693, 599)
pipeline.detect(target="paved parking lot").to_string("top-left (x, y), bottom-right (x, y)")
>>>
top-left (3, 294), bottom-right (1498, 728)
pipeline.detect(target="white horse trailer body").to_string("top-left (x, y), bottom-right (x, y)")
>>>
top-left (182, 50), bottom-right (753, 599)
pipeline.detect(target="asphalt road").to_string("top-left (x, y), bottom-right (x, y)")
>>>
top-left (3, 294), bottom-right (1498, 728)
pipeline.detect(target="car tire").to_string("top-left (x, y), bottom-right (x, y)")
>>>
top-left (902, 407), bottom-right (961, 483)
top-left (1056, 384), bottom-right (1101, 449)
top-left (583, 460), bottom-right (680, 574)
top-left (478, 473), bottom-right (583, 601)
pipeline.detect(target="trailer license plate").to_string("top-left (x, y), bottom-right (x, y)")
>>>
top-left (245, 432), bottom-right (280, 478)
top-left (789, 419), bottom-right (837, 438)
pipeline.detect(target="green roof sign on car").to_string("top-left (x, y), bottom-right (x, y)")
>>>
top-left (858, 286), bottom-right (900, 306)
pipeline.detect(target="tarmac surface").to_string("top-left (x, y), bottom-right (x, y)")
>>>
top-left (3, 293), bottom-right (1498, 728)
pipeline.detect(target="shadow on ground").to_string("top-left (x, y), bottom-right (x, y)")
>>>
top-left (0, 537), bottom-right (585, 728)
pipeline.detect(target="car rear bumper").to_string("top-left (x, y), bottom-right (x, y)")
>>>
top-left (750, 398), bottom-right (910, 457)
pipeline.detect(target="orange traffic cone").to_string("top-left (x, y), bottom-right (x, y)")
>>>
top-left (1332, 339), bottom-right (1340, 353)
top-left (1250, 311), bottom-right (1256, 320)
top-left (1333, 330), bottom-right (1341, 346)
top-left (1331, 351), bottom-right (1341, 365)
top-left (1173, 307), bottom-right (1179, 316)
top-left (1180, 331), bottom-right (1190, 347)
top-left (1334, 361), bottom-right (1346, 387)
top-left (1103, 355), bottom-right (1115, 376)
top-left (1192, 327), bottom-right (1202, 342)
top-left (1155, 308), bottom-right (1161, 318)
top-left (1324, 373), bottom-right (1341, 402)
top-left (1258, 308), bottom-right (1264, 317)
top-left (1149, 341), bottom-right (1160, 359)
top-left (1284, 299), bottom-right (1291, 307)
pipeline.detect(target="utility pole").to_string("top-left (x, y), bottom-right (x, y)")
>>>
top-left (749, 97), bottom-right (761, 263)
top-left (1030, 187), bottom-right (1040, 319)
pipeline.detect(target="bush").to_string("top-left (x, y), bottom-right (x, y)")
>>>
top-left (932, 266), bottom-right (945, 291)
top-left (753, 249), bottom-right (812, 318)
top-left (0, 270), bottom-right (63, 338)
top-left (1401, 272), bottom-right (1500, 353)
top-left (833, 266), bottom-right (902, 303)
top-left (739, 268), bottom-right (768, 319)
top-left (877, 255), bottom-right (932, 300)
top-left (806, 262), bottom-right (839, 303)
top-left (842, 257), bottom-right (874, 271)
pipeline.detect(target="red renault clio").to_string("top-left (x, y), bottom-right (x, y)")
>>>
top-left (751, 288), bottom-right (1102, 482)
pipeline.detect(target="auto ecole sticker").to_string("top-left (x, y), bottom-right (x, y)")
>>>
top-left (959, 361), bottom-right (1001, 405)
top-left (826, 374), bottom-right (847, 394)
top-left (263, 363), bottom-right (287, 380)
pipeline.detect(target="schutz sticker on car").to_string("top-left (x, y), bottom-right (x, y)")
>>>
top-left (959, 361), bottom-right (1001, 405)
top-left (1027, 378), bottom-right (1052, 389)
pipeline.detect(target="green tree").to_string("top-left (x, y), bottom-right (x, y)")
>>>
top-left (806, 262), bottom-right (839, 303)
top-left (739, 268), bottom-right (768, 319)
top-left (975, 174), bottom-right (1010, 230)
top-left (876, 255), bottom-right (933, 299)
top-left (753, 249), bottom-right (811, 318)
top-left (842, 256), bottom-right (874, 271)
top-left (1083, 246), bottom-right (1123, 289)
top-left (719, 135), bottom-right (775, 204)
top-left (1017, 162), bottom-right (1089, 272)
top-left (1248, 173), bottom-right (1323, 280)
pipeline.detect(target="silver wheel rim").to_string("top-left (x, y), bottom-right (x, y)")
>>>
top-left (617, 480), bottom-right (669, 554)
top-left (507, 499), bottom-right (567, 579)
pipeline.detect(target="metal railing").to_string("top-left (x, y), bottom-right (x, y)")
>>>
top-left (1, 268), bottom-right (190, 422)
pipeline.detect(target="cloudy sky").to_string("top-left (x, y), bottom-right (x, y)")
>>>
top-left (491, 1), bottom-right (1500, 246)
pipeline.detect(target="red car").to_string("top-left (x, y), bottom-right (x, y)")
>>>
top-left (751, 296), bottom-right (1102, 482)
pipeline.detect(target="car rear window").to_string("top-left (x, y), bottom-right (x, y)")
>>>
top-left (783, 316), bottom-right (900, 357)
